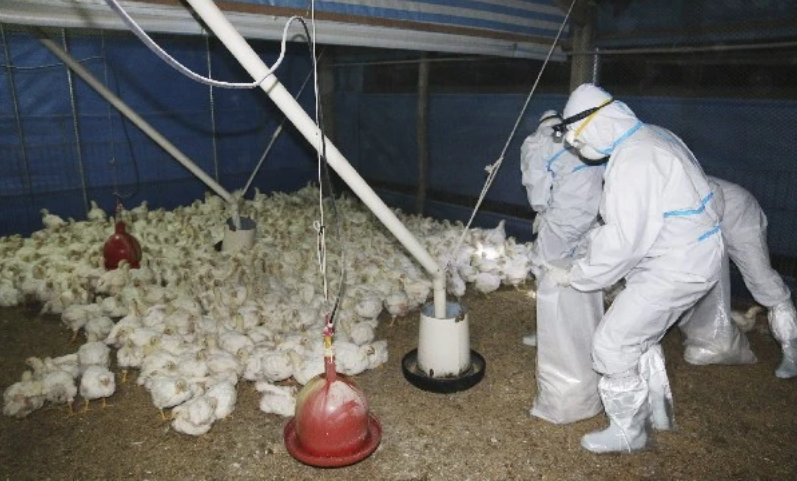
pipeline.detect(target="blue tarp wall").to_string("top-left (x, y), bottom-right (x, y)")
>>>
top-left (595, 0), bottom-right (797, 47)
top-left (0, 29), bottom-right (318, 236)
top-left (334, 88), bottom-right (797, 295)
top-left (335, 90), bottom-right (797, 253)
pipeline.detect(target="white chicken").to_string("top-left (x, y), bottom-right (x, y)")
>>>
top-left (104, 315), bottom-right (142, 348)
top-left (259, 350), bottom-right (294, 383)
top-left (3, 373), bottom-right (46, 418)
top-left (43, 370), bottom-right (78, 412)
top-left (79, 365), bottom-right (115, 411)
top-left (354, 291), bottom-right (383, 319)
top-left (0, 281), bottom-right (23, 307)
top-left (84, 316), bottom-right (115, 342)
top-left (333, 341), bottom-right (371, 376)
top-left (384, 291), bottom-right (409, 326)
top-left (348, 318), bottom-right (378, 346)
top-left (78, 341), bottom-right (111, 372)
top-left (731, 305), bottom-right (764, 333)
top-left (148, 376), bottom-right (193, 420)
top-left (87, 200), bottom-right (107, 222)
top-left (117, 339), bottom-right (145, 383)
top-left (256, 382), bottom-right (296, 417)
top-left (41, 208), bottom-right (67, 230)
top-left (62, 303), bottom-right (103, 342)
top-left (171, 395), bottom-right (216, 436)
top-left (474, 271), bottom-right (501, 295)
top-left (365, 340), bottom-right (389, 369)
top-left (205, 381), bottom-right (237, 420)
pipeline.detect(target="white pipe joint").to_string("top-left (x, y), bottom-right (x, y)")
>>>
top-left (432, 272), bottom-right (446, 319)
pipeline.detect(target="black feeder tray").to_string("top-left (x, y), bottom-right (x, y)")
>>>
top-left (401, 349), bottom-right (486, 394)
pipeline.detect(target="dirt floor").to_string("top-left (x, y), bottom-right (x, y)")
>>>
top-left (1, 288), bottom-right (797, 481)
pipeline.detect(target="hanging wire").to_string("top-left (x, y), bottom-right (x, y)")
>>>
top-left (102, 30), bottom-right (122, 205)
top-left (62, 28), bottom-right (91, 216)
top-left (242, 51), bottom-right (321, 197)
top-left (104, 0), bottom-right (301, 89)
top-left (448, 0), bottom-right (579, 266)
top-left (205, 33), bottom-right (220, 182)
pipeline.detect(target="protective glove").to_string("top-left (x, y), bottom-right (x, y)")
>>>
top-left (542, 259), bottom-right (572, 287)
top-left (532, 215), bottom-right (543, 235)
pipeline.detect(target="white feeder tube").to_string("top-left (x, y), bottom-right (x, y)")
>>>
top-left (184, 0), bottom-right (448, 318)
top-left (35, 30), bottom-right (235, 205)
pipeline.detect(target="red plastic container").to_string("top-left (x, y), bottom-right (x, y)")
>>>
top-left (103, 221), bottom-right (142, 270)
top-left (284, 358), bottom-right (381, 467)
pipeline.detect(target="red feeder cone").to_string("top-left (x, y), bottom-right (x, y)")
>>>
top-left (284, 357), bottom-right (382, 467)
top-left (103, 221), bottom-right (142, 270)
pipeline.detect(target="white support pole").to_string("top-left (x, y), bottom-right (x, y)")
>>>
top-left (183, 0), bottom-right (447, 317)
top-left (34, 29), bottom-right (235, 205)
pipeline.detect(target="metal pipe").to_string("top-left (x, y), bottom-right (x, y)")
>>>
top-left (34, 28), bottom-right (235, 205)
top-left (184, 0), bottom-right (447, 317)
top-left (415, 52), bottom-right (429, 215)
top-left (570, 40), bottom-right (797, 56)
top-left (242, 57), bottom-right (318, 197)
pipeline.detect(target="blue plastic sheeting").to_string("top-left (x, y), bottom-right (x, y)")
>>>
top-left (596, 0), bottom-right (797, 48)
top-left (335, 91), bottom-right (797, 261)
top-left (0, 30), bottom-right (319, 237)
top-left (235, 0), bottom-right (566, 38)
top-left (337, 92), bottom-right (567, 208)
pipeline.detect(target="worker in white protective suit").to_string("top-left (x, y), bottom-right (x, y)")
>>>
top-left (519, 110), bottom-right (606, 424)
top-left (519, 110), bottom-right (604, 347)
top-left (546, 84), bottom-right (724, 453)
top-left (681, 175), bottom-right (797, 378)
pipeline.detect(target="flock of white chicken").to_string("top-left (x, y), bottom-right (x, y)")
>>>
top-left (0, 185), bottom-right (535, 435)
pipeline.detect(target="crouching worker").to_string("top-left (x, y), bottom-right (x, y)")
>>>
top-left (546, 84), bottom-right (724, 453)
top-left (680, 175), bottom-right (797, 378)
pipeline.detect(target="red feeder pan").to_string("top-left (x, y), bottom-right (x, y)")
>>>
top-left (103, 221), bottom-right (142, 270)
top-left (284, 359), bottom-right (382, 467)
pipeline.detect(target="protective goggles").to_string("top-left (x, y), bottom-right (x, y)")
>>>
top-left (552, 98), bottom-right (615, 140)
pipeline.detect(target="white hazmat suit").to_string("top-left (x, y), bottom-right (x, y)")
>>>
top-left (521, 110), bottom-right (604, 277)
top-left (519, 111), bottom-right (605, 424)
top-left (550, 84), bottom-right (724, 453)
top-left (682, 175), bottom-right (797, 377)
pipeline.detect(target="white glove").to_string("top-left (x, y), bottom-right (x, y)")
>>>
top-left (532, 215), bottom-right (543, 235)
top-left (542, 260), bottom-right (572, 287)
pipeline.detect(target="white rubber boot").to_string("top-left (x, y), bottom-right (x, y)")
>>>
top-left (768, 301), bottom-right (797, 379)
top-left (581, 372), bottom-right (650, 453)
top-left (522, 333), bottom-right (538, 347)
top-left (640, 344), bottom-right (674, 430)
top-left (776, 341), bottom-right (797, 379)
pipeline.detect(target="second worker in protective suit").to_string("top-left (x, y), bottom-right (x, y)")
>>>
top-left (520, 110), bottom-right (606, 424)
top-left (546, 84), bottom-right (724, 453)
top-left (681, 175), bottom-right (797, 378)
top-left (520, 110), bottom-right (605, 346)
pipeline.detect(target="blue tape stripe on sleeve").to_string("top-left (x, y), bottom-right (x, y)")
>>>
top-left (545, 148), bottom-right (567, 174)
top-left (698, 225), bottom-right (721, 242)
top-left (597, 121), bottom-right (643, 155)
top-left (571, 164), bottom-right (605, 173)
top-left (664, 192), bottom-right (714, 218)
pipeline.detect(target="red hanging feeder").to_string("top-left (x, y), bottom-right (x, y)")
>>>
top-left (284, 323), bottom-right (382, 467)
top-left (103, 202), bottom-right (142, 270)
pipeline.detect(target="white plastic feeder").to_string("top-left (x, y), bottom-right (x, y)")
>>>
top-left (222, 217), bottom-right (256, 253)
top-left (403, 301), bottom-right (485, 394)
top-left (417, 302), bottom-right (471, 377)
